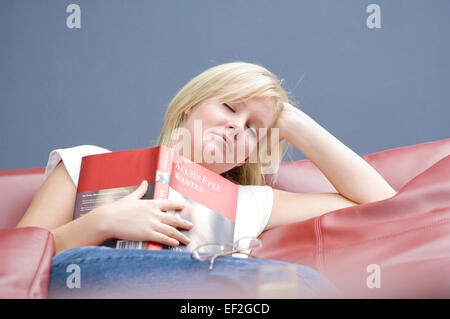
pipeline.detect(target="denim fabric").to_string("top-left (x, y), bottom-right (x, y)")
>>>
top-left (48, 246), bottom-right (340, 299)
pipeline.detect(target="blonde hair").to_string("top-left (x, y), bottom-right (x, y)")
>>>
top-left (156, 61), bottom-right (295, 186)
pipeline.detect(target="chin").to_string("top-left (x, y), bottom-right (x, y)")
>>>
top-left (198, 161), bottom-right (235, 175)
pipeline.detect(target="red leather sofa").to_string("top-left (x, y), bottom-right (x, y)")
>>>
top-left (1, 138), bottom-right (449, 298)
top-left (259, 137), bottom-right (450, 298)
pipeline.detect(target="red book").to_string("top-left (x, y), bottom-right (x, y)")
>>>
top-left (74, 145), bottom-right (238, 251)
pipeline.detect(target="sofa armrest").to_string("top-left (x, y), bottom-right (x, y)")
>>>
top-left (256, 155), bottom-right (450, 298)
top-left (0, 227), bottom-right (55, 299)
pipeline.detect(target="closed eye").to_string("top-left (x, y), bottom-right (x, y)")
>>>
top-left (223, 103), bottom-right (257, 136)
top-left (223, 103), bottom-right (235, 112)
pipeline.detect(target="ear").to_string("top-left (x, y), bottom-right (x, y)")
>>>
top-left (184, 108), bottom-right (192, 117)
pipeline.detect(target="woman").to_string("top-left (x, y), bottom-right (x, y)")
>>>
top-left (16, 62), bottom-right (396, 298)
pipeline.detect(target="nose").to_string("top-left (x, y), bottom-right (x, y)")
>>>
top-left (226, 119), bottom-right (244, 138)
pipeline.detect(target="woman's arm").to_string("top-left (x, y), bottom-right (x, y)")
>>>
top-left (16, 162), bottom-right (112, 254)
top-left (16, 162), bottom-right (192, 254)
top-left (16, 162), bottom-right (78, 229)
top-left (266, 190), bottom-right (358, 231)
top-left (264, 103), bottom-right (396, 231)
top-left (51, 209), bottom-right (109, 254)
top-left (275, 103), bottom-right (397, 204)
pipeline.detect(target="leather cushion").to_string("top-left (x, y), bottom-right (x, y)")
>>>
top-left (256, 155), bottom-right (450, 298)
top-left (0, 227), bottom-right (55, 298)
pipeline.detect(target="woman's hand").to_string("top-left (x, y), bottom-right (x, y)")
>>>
top-left (274, 102), bottom-right (306, 143)
top-left (95, 180), bottom-right (193, 247)
top-left (265, 102), bottom-right (305, 155)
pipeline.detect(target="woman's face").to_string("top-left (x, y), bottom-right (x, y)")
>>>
top-left (177, 96), bottom-right (275, 174)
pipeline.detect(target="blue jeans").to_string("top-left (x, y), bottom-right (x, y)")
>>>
top-left (48, 246), bottom-right (340, 298)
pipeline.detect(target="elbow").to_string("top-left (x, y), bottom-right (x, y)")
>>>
top-left (382, 189), bottom-right (398, 201)
top-left (375, 186), bottom-right (398, 202)
top-left (15, 220), bottom-right (32, 229)
top-left (15, 219), bottom-right (53, 232)
top-left (358, 188), bottom-right (397, 205)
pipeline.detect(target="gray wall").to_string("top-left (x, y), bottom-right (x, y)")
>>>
top-left (1, 0), bottom-right (449, 170)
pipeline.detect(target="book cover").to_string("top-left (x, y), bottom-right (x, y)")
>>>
top-left (74, 145), bottom-right (238, 252)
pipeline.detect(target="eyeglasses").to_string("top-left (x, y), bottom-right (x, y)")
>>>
top-left (191, 236), bottom-right (262, 270)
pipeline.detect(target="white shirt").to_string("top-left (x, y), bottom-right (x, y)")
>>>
top-left (44, 145), bottom-right (273, 243)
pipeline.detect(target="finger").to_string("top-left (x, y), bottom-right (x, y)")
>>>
top-left (155, 222), bottom-right (191, 246)
top-left (148, 232), bottom-right (179, 247)
top-left (154, 199), bottom-right (186, 211)
top-left (125, 180), bottom-right (148, 200)
top-left (160, 212), bottom-right (193, 230)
